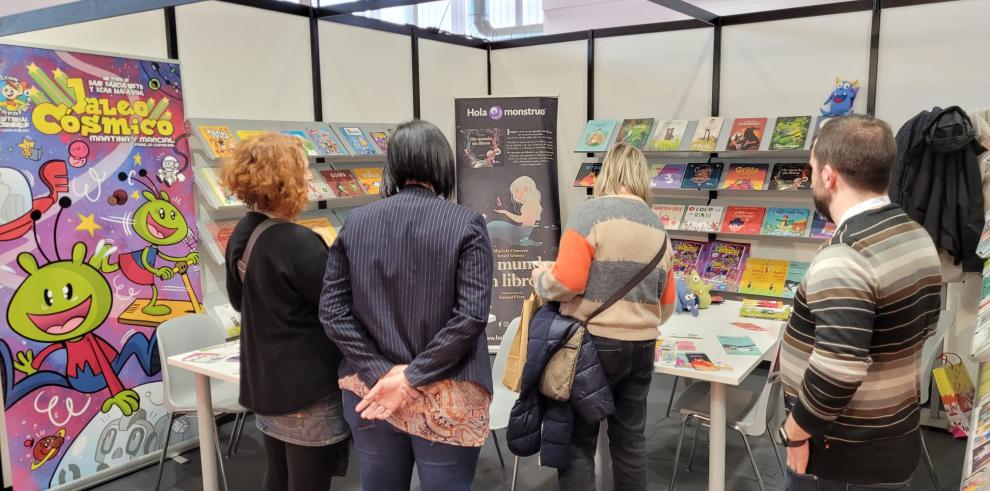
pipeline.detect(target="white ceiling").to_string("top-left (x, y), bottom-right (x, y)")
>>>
top-left (0, 0), bottom-right (75, 17)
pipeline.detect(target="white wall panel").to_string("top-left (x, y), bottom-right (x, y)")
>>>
top-left (595, 29), bottom-right (714, 120)
top-left (875, 0), bottom-right (990, 130)
top-left (720, 12), bottom-right (871, 118)
top-left (176, 2), bottom-right (313, 120)
top-left (1, 10), bottom-right (168, 60)
top-left (491, 41), bottom-right (587, 223)
top-left (419, 40), bottom-right (488, 146)
top-left (320, 22), bottom-right (413, 123)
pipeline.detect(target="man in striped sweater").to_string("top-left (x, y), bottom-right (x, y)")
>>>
top-left (780, 115), bottom-right (942, 489)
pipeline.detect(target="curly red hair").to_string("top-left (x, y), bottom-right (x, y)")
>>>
top-left (220, 132), bottom-right (308, 217)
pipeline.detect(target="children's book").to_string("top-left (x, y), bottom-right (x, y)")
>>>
top-left (671, 239), bottom-right (708, 277)
top-left (769, 116), bottom-right (813, 150)
top-left (306, 170), bottom-right (335, 201)
top-left (810, 212), bottom-right (837, 239)
top-left (724, 117), bottom-right (768, 151)
top-left (646, 120), bottom-right (689, 152)
top-left (369, 130), bottom-right (390, 154)
top-left (690, 117), bottom-right (725, 152)
top-left (352, 167), bottom-right (383, 195)
top-left (782, 261), bottom-right (810, 299)
top-left (652, 204), bottom-right (686, 230)
top-left (574, 162), bottom-right (602, 187)
top-left (719, 163), bottom-right (769, 190)
top-left (306, 127), bottom-right (348, 156)
top-left (576, 120), bottom-right (618, 153)
top-left (761, 208), bottom-right (811, 237)
top-left (699, 240), bottom-right (750, 292)
top-left (198, 167), bottom-right (240, 206)
top-left (295, 217), bottom-right (339, 247)
top-left (681, 205), bottom-right (724, 232)
top-left (213, 303), bottom-right (242, 339)
top-left (198, 125), bottom-right (235, 158)
top-left (207, 221), bottom-right (237, 253)
top-left (686, 352), bottom-right (718, 371)
top-left (718, 336), bottom-right (760, 356)
top-left (768, 163), bottom-right (812, 191)
top-left (650, 163), bottom-right (686, 189)
top-left (738, 259), bottom-right (768, 295)
top-left (978, 210), bottom-right (990, 258)
top-left (283, 130), bottom-right (318, 156)
top-left (338, 126), bottom-right (381, 155)
top-left (739, 299), bottom-right (792, 321)
top-left (761, 259), bottom-right (790, 297)
top-left (236, 130), bottom-right (265, 142)
top-left (681, 162), bottom-right (724, 189)
top-left (319, 169), bottom-right (367, 197)
top-left (617, 118), bottom-right (654, 149)
top-left (720, 206), bottom-right (766, 235)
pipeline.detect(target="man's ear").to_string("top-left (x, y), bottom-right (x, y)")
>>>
top-left (822, 164), bottom-right (837, 190)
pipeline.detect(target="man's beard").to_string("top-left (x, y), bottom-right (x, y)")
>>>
top-left (813, 188), bottom-right (833, 223)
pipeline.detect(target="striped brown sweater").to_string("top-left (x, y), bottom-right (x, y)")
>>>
top-left (781, 204), bottom-right (942, 483)
top-left (536, 195), bottom-right (676, 341)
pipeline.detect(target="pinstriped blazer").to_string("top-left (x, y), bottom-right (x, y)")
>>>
top-left (319, 184), bottom-right (495, 393)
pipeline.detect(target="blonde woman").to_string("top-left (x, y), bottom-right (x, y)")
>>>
top-left (487, 175), bottom-right (544, 246)
top-left (531, 142), bottom-right (676, 491)
top-left (221, 133), bottom-right (348, 491)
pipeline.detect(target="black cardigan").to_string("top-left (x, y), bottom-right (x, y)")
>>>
top-left (225, 212), bottom-right (343, 415)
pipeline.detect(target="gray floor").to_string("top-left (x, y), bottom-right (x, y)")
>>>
top-left (95, 374), bottom-right (965, 491)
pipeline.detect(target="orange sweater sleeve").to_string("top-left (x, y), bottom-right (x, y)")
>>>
top-left (660, 268), bottom-right (676, 305)
top-left (537, 229), bottom-right (595, 301)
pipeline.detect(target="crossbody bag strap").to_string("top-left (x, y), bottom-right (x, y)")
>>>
top-left (237, 217), bottom-right (288, 282)
top-left (586, 238), bottom-right (669, 322)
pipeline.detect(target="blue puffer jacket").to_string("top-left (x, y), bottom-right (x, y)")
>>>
top-left (506, 302), bottom-right (614, 469)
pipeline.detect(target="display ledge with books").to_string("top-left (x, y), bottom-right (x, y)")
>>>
top-left (960, 362), bottom-right (990, 488)
top-left (198, 211), bottom-right (344, 266)
top-left (189, 117), bottom-right (394, 162)
top-left (576, 161), bottom-right (815, 195)
top-left (575, 115), bottom-right (822, 156)
top-left (653, 202), bottom-right (834, 241)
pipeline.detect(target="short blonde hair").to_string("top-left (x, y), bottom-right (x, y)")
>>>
top-left (220, 132), bottom-right (308, 217)
top-left (594, 142), bottom-right (651, 202)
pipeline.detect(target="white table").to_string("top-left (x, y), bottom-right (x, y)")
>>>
top-left (167, 341), bottom-right (240, 491)
top-left (655, 300), bottom-right (783, 491)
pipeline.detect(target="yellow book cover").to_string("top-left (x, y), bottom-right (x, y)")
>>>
top-left (198, 125), bottom-right (235, 158)
top-left (352, 167), bottom-right (383, 195)
top-left (738, 259), bottom-right (768, 295)
top-left (761, 260), bottom-right (790, 297)
top-left (295, 217), bottom-right (338, 246)
top-left (236, 130), bottom-right (266, 142)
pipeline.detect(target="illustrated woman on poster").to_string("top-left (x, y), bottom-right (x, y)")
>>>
top-left (488, 175), bottom-right (543, 247)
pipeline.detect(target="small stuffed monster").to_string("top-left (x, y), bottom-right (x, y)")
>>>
top-left (674, 277), bottom-right (699, 317)
top-left (686, 269), bottom-right (712, 309)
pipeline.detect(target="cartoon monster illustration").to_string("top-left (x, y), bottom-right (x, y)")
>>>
top-left (0, 160), bottom-right (68, 241)
top-left (156, 156), bottom-right (185, 187)
top-left (0, 76), bottom-right (31, 113)
top-left (0, 198), bottom-right (160, 416)
top-left (99, 170), bottom-right (198, 316)
top-left (68, 141), bottom-right (90, 168)
top-left (821, 78), bottom-right (860, 117)
top-left (25, 428), bottom-right (66, 470)
top-left (727, 217), bottom-right (746, 233)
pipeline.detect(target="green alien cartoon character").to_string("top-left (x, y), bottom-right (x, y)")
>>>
top-left (100, 170), bottom-right (198, 316)
top-left (0, 198), bottom-right (160, 416)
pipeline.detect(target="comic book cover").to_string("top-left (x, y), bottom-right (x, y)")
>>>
top-left (338, 126), bottom-right (382, 155)
top-left (236, 129), bottom-right (265, 142)
top-left (650, 163), bottom-right (686, 189)
top-left (720, 206), bottom-right (766, 235)
top-left (574, 162), bottom-right (602, 187)
top-left (369, 130), bottom-right (389, 154)
top-left (768, 163), bottom-right (812, 191)
top-left (719, 163), bottom-right (769, 190)
top-left (197, 125), bottom-right (235, 158)
top-left (681, 205), bottom-right (724, 232)
top-left (810, 211), bottom-right (837, 239)
top-left (671, 239), bottom-right (708, 277)
top-left (306, 127), bottom-right (348, 156)
top-left (352, 167), bottom-right (383, 195)
top-left (782, 261), bottom-right (810, 298)
top-left (699, 240), bottom-right (751, 292)
top-left (681, 162), bottom-right (724, 189)
top-left (617, 118), bottom-right (654, 149)
top-left (294, 217), bottom-right (338, 247)
top-left (283, 130), bottom-right (318, 156)
top-left (576, 120), bottom-right (617, 152)
top-left (724, 117), bottom-right (768, 151)
top-left (320, 169), bottom-right (367, 197)
top-left (651, 204), bottom-right (686, 230)
top-left (769, 116), bottom-right (812, 151)
top-left (646, 120), bottom-right (689, 152)
top-left (761, 208), bottom-right (812, 237)
top-left (690, 117), bottom-right (724, 152)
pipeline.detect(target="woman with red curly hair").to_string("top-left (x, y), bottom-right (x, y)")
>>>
top-left (221, 133), bottom-right (348, 491)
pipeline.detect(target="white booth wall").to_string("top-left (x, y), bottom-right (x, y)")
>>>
top-left (0, 10), bottom-right (168, 59)
top-left (419, 39), bottom-right (489, 146)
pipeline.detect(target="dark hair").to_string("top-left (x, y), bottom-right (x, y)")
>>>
top-left (811, 114), bottom-right (895, 193)
top-left (382, 119), bottom-right (455, 199)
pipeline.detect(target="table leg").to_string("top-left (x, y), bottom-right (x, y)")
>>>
top-left (708, 382), bottom-right (726, 491)
top-left (194, 373), bottom-right (219, 491)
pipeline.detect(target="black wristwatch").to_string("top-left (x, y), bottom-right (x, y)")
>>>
top-left (778, 425), bottom-right (809, 448)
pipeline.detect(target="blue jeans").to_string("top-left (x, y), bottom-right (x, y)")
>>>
top-left (785, 468), bottom-right (911, 490)
top-left (342, 390), bottom-right (481, 491)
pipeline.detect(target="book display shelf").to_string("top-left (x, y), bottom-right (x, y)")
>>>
top-left (574, 116), bottom-right (829, 303)
top-left (189, 118), bottom-right (390, 337)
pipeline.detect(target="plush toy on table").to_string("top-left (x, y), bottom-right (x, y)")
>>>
top-left (686, 269), bottom-right (712, 309)
top-left (674, 277), bottom-right (699, 316)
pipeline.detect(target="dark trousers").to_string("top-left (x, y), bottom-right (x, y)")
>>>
top-left (342, 390), bottom-right (481, 491)
top-left (261, 434), bottom-right (347, 491)
top-left (558, 336), bottom-right (655, 491)
top-left (785, 468), bottom-right (912, 490)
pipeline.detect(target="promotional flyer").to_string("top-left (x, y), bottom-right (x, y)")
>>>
top-left (0, 43), bottom-right (200, 490)
top-left (455, 97), bottom-right (561, 348)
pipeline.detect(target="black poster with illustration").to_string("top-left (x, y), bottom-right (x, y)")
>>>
top-left (455, 97), bottom-right (561, 349)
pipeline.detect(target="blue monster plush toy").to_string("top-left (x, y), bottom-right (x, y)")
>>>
top-left (821, 78), bottom-right (860, 117)
top-left (674, 277), bottom-right (699, 317)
